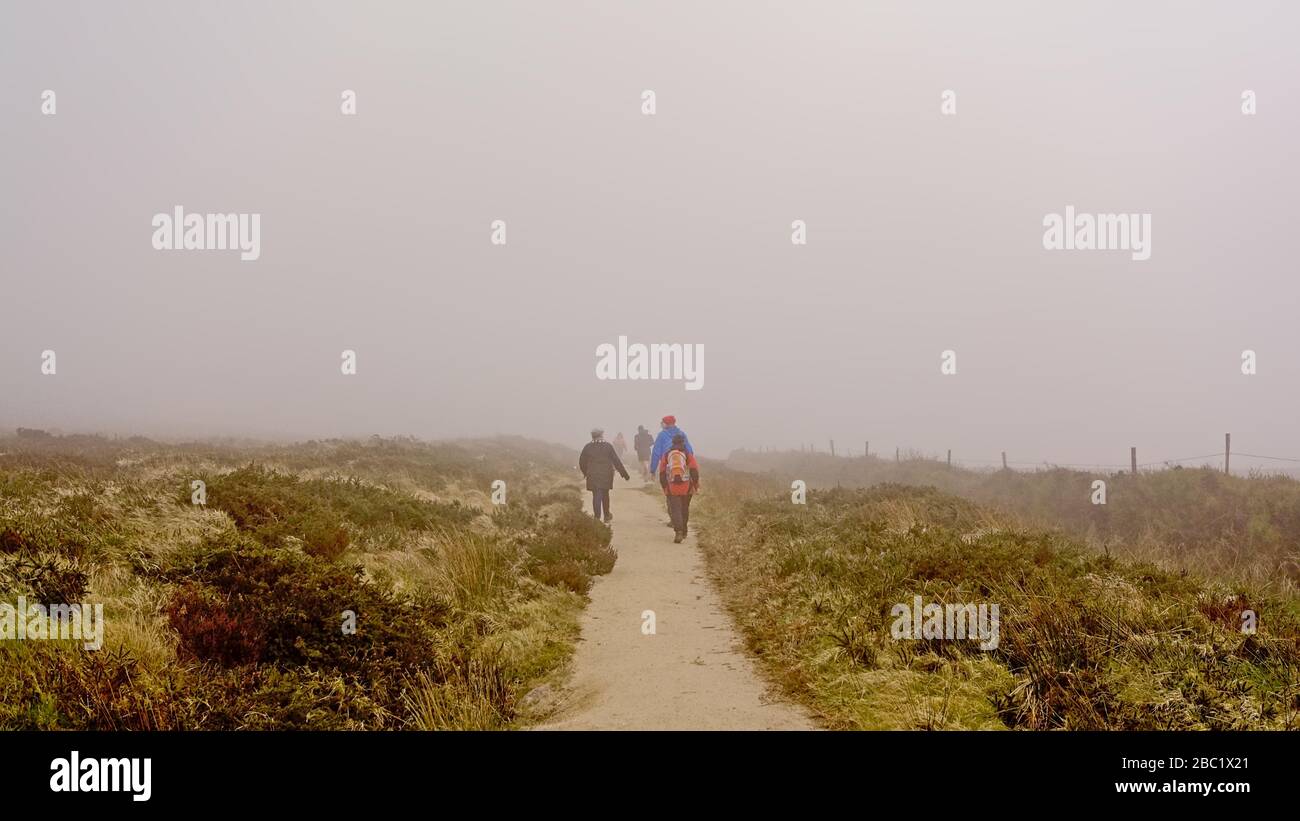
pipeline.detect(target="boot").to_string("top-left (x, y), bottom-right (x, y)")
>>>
top-left (673, 532), bottom-right (684, 543)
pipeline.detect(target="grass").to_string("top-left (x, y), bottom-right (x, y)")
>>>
top-left (0, 432), bottom-right (613, 730)
top-left (695, 470), bottom-right (1300, 730)
top-left (725, 449), bottom-right (1300, 589)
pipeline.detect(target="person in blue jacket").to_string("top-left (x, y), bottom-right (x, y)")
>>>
top-left (649, 415), bottom-right (693, 525)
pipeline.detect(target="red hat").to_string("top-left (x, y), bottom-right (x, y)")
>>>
top-left (661, 415), bottom-right (676, 425)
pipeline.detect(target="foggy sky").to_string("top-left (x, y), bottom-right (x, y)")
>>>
top-left (2, 1), bottom-right (1298, 470)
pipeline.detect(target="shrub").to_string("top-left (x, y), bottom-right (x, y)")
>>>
top-left (530, 558), bottom-right (592, 594)
top-left (0, 434), bottom-right (596, 730)
top-left (165, 583), bottom-right (265, 666)
top-left (696, 478), bottom-right (1300, 730)
top-left (298, 512), bottom-right (351, 561)
top-left (525, 509), bottom-right (616, 594)
top-left (159, 533), bottom-right (449, 676)
top-left (0, 552), bottom-right (89, 602)
top-left (193, 465), bottom-right (473, 556)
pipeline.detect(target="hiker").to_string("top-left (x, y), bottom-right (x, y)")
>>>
top-left (649, 415), bottom-right (693, 521)
top-left (633, 425), bottom-right (654, 479)
top-left (648, 415), bottom-right (693, 483)
top-left (657, 433), bottom-right (699, 542)
top-left (614, 432), bottom-right (628, 457)
top-left (579, 428), bottom-right (630, 523)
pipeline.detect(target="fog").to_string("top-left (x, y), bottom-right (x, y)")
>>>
top-left (3, 1), bottom-right (1298, 469)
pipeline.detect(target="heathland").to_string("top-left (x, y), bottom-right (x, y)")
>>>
top-left (694, 451), bottom-right (1300, 729)
top-left (4, 433), bottom-right (1297, 730)
top-left (0, 432), bottom-right (613, 729)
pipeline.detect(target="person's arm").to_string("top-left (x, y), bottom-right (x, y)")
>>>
top-left (578, 444), bottom-right (589, 476)
top-left (649, 435), bottom-right (664, 477)
top-left (609, 444), bottom-right (630, 480)
top-left (689, 454), bottom-right (700, 491)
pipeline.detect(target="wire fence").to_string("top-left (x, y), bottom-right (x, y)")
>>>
top-left (763, 442), bottom-right (1300, 475)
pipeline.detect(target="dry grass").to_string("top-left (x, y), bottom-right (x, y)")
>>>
top-left (695, 469), bottom-right (1300, 731)
top-left (0, 433), bottom-right (609, 730)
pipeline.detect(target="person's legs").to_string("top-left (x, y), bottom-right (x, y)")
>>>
top-left (591, 489), bottom-right (606, 520)
top-left (602, 488), bottom-right (613, 522)
top-left (667, 495), bottom-right (684, 536)
top-left (679, 493), bottom-right (693, 535)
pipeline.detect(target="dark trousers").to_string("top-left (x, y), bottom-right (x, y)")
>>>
top-left (591, 488), bottom-right (611, 519)
top-left (667, 494), bottom-right (692, 534)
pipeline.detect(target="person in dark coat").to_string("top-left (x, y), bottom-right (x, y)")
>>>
top-left (579, 428), bottom-right (630, 523)
top-left (633, 425), bottom-right (654, 479)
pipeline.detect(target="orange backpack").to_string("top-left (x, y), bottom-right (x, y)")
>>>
top-left (665, 449), bottom-right (691, 483)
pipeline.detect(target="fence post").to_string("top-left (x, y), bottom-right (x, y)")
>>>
top-left (947, 449), bottom-right (951, 468)
top-left (830, 440), bottom-right (835, 457)
top-left (1131, 447), bottom-right (1137, 476)
top-left (1001, 451), bottom-right (1007, 470)
top-left (1225, 433), bottom-right (1231, 475)
top-left (895, 447), bottom-right (900, 463)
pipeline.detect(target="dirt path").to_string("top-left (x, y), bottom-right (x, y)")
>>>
top-left (540, 482), bottom-right (814, 730)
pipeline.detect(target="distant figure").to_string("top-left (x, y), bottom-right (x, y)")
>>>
top-left (613, 432), bottom-right (627, 457)
top-left (633, 425), bottom-right (654, 479)
top-left (579, 428), bottom-right (630, 523)
top-left (657, 433), bottom-right (700, 543)
top-left (649, 415), bottom-right (693, 524)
